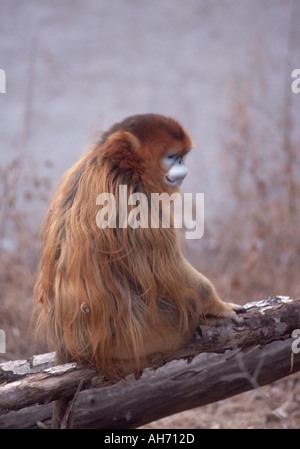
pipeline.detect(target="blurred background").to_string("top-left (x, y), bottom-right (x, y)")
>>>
top-left (0, 0), bottom-right (299, 428)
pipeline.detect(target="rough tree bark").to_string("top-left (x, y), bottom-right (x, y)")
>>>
top-left (0, 296), bottom-right (299, 429)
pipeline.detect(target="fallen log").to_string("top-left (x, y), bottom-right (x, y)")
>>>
top-left (0, 296), bottom-right (299, 429)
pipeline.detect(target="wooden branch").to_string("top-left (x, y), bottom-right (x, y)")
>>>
top-left (0, 296), bottom-right (299, 429)
top-left (71, 338), bottom-right (300, 429)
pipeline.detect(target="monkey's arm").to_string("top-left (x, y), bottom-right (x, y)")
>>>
top-left (181, 256), bottom-right (244, 325)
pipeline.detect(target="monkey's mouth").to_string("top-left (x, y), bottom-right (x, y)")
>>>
top-left (165, 175), bottom-right (184, 187)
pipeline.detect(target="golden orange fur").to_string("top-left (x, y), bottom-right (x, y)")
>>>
top-left (34, 113), bottom-right (243, 385)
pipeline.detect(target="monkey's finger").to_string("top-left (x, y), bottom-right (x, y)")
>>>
top-left (229, 303), bottom-right (247, 314)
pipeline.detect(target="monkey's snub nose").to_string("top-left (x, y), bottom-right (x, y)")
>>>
top-left (166, 175), bottom-right (185, 186)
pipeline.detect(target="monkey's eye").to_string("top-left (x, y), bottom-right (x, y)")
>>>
top-left (162, 153), bottom-right (179, 169)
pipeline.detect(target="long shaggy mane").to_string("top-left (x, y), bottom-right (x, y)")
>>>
top-left (34, 114), bottom-right (201, 379)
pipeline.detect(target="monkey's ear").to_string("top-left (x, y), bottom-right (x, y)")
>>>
top-left (105, 131), bottom-right (141, 151)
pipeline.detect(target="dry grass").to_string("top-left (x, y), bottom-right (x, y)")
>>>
top-left (189, 64), bottom-right (300, 306)
top-left (0, 154), bottom-right (49, 361)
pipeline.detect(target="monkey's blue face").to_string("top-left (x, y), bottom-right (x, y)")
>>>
top-left (162, 153), bottom-right (189, 187)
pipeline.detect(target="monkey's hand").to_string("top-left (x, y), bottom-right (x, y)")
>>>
top-left (225, 302), bottom-right (246, 326)
top-left (201, 302), bottom-right (246, 327)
